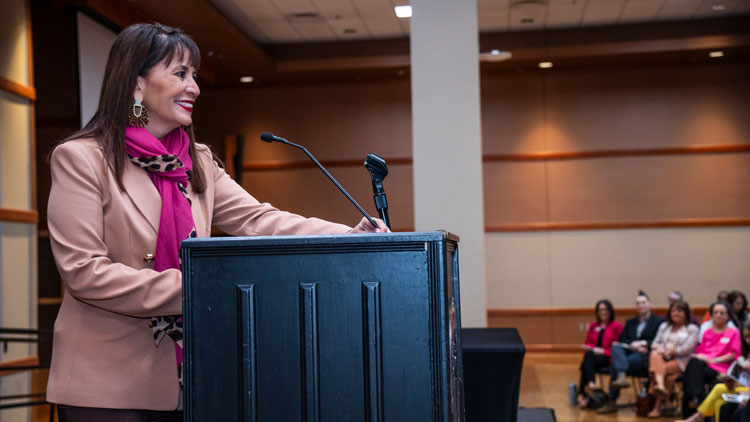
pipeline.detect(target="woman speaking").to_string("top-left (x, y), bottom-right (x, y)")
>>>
top-left (46, 22), bottom-right (386, 421)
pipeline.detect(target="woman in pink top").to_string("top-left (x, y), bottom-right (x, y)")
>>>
top-left (682, 301), bottom-right (742, 417)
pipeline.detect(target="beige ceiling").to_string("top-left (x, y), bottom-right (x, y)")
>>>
top-left (209, 0), bottom-right (750, 44)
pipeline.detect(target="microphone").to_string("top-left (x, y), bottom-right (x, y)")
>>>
top-left (363, 153), bottom-right (391, 230)
top-left (259, 132), bottom-right (378, 229)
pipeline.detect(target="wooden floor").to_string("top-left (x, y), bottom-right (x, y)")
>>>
top-left (30, 352), bottom-right (685, 422)
top-left (521, 353), bottom-right (683, 422)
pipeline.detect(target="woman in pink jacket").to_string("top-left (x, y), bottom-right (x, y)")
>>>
top-left (577, 299), bottom-right (623, 407)
top-left (47, 23), bottom-right (386, 422)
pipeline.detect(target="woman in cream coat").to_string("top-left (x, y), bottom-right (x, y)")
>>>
top-left (47, 23), bottom-right (385, 421)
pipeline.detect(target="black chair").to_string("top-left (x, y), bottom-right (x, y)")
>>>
top-left (0, 328), bottom-right (55, 421)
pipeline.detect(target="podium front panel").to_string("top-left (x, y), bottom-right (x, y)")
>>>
top-left (181, 231), bottom-right (463, 421)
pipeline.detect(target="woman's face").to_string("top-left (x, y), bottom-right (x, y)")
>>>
top-left (733, 297), bottom-right (745, 314)
top-left (670, 307), bottom-right (686, 326)
top-left (138, 53), bottom-right (200, 138)
top-left (597, 304), bottom-right (610, 323)
top-left (712, 304), bottom-right (729, 327)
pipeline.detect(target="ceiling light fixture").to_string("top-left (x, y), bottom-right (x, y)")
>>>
top-left (479, 50), bottom-right (512, 62)
top-left (711, 4), bottom-right (726, 10)
top-left (538, 61), bottom-right (553, 69)
top-left (240, 76), bottom-right (255, 83)
top-left (708, 51), bottom-right (724, 58)
top-left (394, 5), bottom-right (412, 18)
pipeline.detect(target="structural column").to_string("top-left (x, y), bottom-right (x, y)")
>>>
top-left (410, 0), bottom-right (486, 327)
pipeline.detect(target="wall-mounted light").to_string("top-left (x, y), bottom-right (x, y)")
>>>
top-left (711, 4), bottom-right (726, 10)
top-left (394, 5), bottom-right (412, 18)
top-left (708, 51), bottom-right (724, 58)
top-left (538, 61), bottom-right (553, 69)
top-left (240, 76), bottom-right (254, 83)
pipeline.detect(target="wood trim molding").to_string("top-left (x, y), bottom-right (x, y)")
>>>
top-left (483, 144), bottom-right (750, 162)
top-left (487, 218), bottom-right (750, 232)
top-left (524, 344), bottom-right (585, 353)
top-left (0, 208), bottom-right (38, 224)
top-left (488, 306), bottom-right (709, 317)
top-left (0, 356), bottom-right (40, 376)
top-left (243, 157), bottom-right (412, 171)
top-left (38, 297), bottom-right (63, 306)
top-left (0, 76), bottom-right (36, 101)
top-left (241, 144), bottom-right (749, 172)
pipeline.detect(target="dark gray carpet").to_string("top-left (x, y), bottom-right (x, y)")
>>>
top-left (517, 407), bottom-right (556, 422)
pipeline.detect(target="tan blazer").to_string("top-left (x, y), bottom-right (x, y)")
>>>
top-left (47, 139), bottom-right (351, 410)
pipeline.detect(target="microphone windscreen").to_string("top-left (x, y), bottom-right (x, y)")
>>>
top-left (260, 132), bottom-right (275, 143)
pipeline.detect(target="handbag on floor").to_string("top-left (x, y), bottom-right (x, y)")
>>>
top-left (586, 389), bottom-right (609, 409)
top-left (636, 393), bottom-right (656, 417)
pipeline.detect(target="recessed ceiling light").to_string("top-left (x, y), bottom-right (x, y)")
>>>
top-left (708, 51), bottom-right (724, 58)
top-left (538, 61), bottom-right (553, 69)
top-left (479, 50), bottom-right (512, 62)
top-left (711, 4), bottom-right (726, 10)
top-left (394, 5), bottom-right (412, 18)
top-left (240, 76), bottom-right (254, 83)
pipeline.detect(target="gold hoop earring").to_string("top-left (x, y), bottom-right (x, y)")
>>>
top-left (128, 98), bottom-right (149, 128)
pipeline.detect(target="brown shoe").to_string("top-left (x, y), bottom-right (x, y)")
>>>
top-left (612, 373), bottom-right (630, 389)
top-left (596, 400), bottom-right (618, 414)
top-left (653, 385), bottom-right (669, 398)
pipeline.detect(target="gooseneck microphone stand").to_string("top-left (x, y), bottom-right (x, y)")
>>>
top-left (364, 153), bottom-right (391, 230)
top-left (259, 132), bottom-right (379, 230)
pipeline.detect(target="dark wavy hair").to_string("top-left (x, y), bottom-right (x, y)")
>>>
top-left (728, 290), bottom-right (748, 325)
top-left (595, 299), bottom-right (615, 324)
top-left (666, 300), bottom-right (692, 327)
top-left (51, 23), bottom-right (210, 192)
top-left (741, 320), bottom-right (750, 359)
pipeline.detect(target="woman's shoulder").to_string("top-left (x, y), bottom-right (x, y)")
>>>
top-left (51, 137), bottom-right (101, 160)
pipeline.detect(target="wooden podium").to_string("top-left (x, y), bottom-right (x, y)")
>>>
top-left (181, 231), bottom-right (464, 421)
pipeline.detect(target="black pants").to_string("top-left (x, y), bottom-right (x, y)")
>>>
top-left (579, 350), bottom-right (609, 395)
top-left (681, 357), bottom-right (719, 417)
top-left (58, 405), bottom-right (183, 422)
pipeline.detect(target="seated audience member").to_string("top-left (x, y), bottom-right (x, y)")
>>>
top-left (669, 290), bottom-right (700, 325)
top-left (720, 395), bottom-right (750, 422)
top-left (704, 290), bottom-right (731, 323)
top-left (683, 301), bottom-right (742, 417)
top-left (728, 290), bottom-right (749, 328)
top-left (597, 290), bottom-right (664, 414)
top-left (646, 300), bottom-right (700, 418)
top-left (577, 299), bottom-right (623, 408)
top-left (677, 320), bottom-right (750, 422)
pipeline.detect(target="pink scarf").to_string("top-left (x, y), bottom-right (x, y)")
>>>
top-left (124, 127), bottom-right (195, 272)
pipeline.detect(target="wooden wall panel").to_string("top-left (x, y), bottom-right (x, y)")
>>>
top-left (483, 161), bottom-right (548, 224)
top-left (481, 73), bottom-right (546, 155)
top-left (242, 165), bottom-right (415, 230)
top-left (194, 79), bottom-right (412, 162)
top-left (546, 152), bottom-right (750, 222)
top-left (543, 64), bottom-right (750, 151)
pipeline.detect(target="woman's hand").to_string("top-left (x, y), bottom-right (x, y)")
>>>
top-left (350, 217), bottom-right (390, 233)
top-left (692, 353), bottom-right (710, 362)
top-left (593, 347), bottom-right (605, 355)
